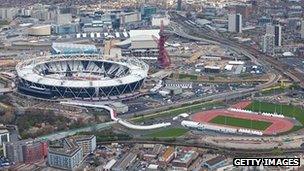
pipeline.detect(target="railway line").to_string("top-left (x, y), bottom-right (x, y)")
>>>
top-left (96, 140), bottom-right (304, 157)
top-left (169, 12), bottom-right (304, 88)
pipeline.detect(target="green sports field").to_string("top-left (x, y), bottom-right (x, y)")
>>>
top-left (245, 101), bottom-right (304, 124)
top-left (210, 115), bottom-right (272, 130)
top-left (144, 128), bottom-right (188, 138)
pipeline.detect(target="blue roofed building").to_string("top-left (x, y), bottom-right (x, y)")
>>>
top-left (51, 43), bottom-right (99, 54)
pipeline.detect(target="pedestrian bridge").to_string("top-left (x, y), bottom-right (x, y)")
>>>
top-left (60, 101), bottom-right (171, 130)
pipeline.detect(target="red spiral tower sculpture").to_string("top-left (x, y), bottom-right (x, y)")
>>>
top-left (155, 20), bottom-right (171, 68)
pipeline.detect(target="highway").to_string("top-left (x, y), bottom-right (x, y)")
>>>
top-left (169, 11), bottom-right (304, 88)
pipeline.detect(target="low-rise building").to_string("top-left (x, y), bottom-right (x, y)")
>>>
top-left (203, 155), bottom-right (226, 170)
top-left (172, 150), bottom-right (199, 170)
top-left (159, 146), bottom-right (176, 164)
top-left (110, 102), bottom-right (129, 113)
top-left (103, 159), bottom-right (117, 171)
top-left (112, 152), bottom-right (137, 171)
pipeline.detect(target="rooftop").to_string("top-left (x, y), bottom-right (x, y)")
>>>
top-left (205, 156), bottom-right (226, 167)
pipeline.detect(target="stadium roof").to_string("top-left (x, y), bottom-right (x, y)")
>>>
top-left (52, 43), bottom-right (98, 54)
top-left (16, 55), bottom-right (148, 88)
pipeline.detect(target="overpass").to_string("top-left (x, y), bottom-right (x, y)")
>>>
top-left (60, 101), bottom-right (171, 130)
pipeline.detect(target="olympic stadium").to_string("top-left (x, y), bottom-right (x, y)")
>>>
top-left (16, 54), bottom-right (149, 100)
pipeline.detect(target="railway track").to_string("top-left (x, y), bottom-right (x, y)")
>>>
top-left (97, 140), bottom-right (304, 157)
top-left (169, 12), bottom-right (304, 88)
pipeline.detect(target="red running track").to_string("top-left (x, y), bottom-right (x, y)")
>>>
top-left (191, 109), bottom-right (294, 135)
top-left (231, 100), bottom-right (252, 109)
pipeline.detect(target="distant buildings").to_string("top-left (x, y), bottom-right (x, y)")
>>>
top-left (266, 24), bottom-right (282, 46)
top-left (151, 15), bottom-right (170, 27)
top-left (274, 25), bottom-right (282, 47)
top-left (301, 20), bottom-right (304, 39)
top-left (0, 129), bottom-right (9, 146)
top-left (27, 25), bottom-right (51, 36)
top-left (261, 34), bottom-right (275, 55)
top-left (48, 135), bottom-right (96, 170)
top-left (235, 4), bottom-right (252, 20)
top-left (53, 24), bottom-right (79, 35)
top-left (119, 12), bottom-right (141, 26)
top-left (177, 0), bottom-right (182, 11)
top-left (228, 13), bottom-right (242, 33)
top-left (0, 8), bottom-right (18, 21)
top-left (3, 139), bottom-right (47, 164)
top-left (56, 8), bottom-right (72, 25)
top-left (141, 6), bottom-right (157, 20)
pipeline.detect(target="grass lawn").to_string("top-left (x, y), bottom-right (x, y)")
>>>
top-left (245, 101), bottom-right (304, 125)
top-left (178, 73), bottom-right (198, 80)
top-left (144, 128), bottom-right (188, 138)
top-left (210, 115), bottom-right (272, 131)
